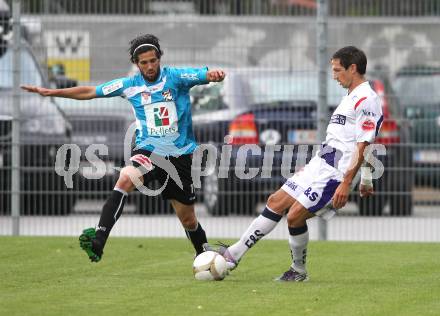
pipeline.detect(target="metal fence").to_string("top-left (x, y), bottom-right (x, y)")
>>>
top-left (1, 0), bottom-right (439, 241)
top-left (6, 0), bottom-right (440, 16)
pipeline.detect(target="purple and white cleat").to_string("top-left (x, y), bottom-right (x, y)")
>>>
top-left (275, 268), bottom-right (309, 282)
top-left (202, 242), bottom-right (239, 271)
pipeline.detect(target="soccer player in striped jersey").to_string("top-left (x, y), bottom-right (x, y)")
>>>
top-left (204, 46), bottom-right (382, 281)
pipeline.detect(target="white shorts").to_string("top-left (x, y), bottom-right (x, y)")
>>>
top-left (281, 156), bottom-right (344, 215)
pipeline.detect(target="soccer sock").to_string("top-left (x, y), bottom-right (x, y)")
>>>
top-left (288, 225), bottom-right (309, 274)
top-left (185, 222), bottom-right (208, 255)
top-left (228, 206), bottom-right (282, 261)
top-left (95, 188), bottom-right (128, 246)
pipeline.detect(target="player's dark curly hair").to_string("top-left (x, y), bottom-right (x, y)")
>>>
top-left (129, 34), bottom-right (163, 63)
top-left (332, 46), bottom-right (367, 75)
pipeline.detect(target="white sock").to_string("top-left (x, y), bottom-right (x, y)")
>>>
top-left (288, 225), bottom-right (309, 274)
top-left (228, 206), bottom-right (282, 261)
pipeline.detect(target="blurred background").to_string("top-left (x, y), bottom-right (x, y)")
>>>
top-left (1, 0), bottom-right (439, 241)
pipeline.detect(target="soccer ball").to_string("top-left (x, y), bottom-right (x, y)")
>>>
top-left (193, 251), bottom-right (228, 281)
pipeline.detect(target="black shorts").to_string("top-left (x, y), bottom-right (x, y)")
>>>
top-left (129, 149), bottom-right (195, 205)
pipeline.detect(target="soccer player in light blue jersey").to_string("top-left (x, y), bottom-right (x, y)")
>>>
top-left (22, 34), bottom-right (225, 263)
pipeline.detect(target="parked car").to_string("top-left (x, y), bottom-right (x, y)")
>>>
top-left (0, 41), bottom-right (76, 215)
top-left (55, 96), bottom-right (172, 214)
top-left (393, 65), bottom-right (440, 188)
top-left (0, 0), bottom-right (11, 57)
top-left (48, 63), bottom-right (78, 89)
top-left (191, 68), bottom-right (413, 216)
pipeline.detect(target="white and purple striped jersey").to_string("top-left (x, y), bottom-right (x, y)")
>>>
top-left (282, 81), bottom-right (383, 213)
top-left (324, 81), bottom-right (383, 173)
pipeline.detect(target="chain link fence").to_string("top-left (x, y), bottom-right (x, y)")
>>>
top-left (7, 0), bottom-right (440, 16)
top-left (1, 0), bottom-right (439, 240)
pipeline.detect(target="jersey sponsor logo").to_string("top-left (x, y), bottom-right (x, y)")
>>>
top-left (162, 89), bottom-right (173, 101)
top-left (145, 101), bottom-right (178, 137)
top-left (330, 114), bottom-right (346, 125)
top-left (285, 179), bottom-right (298, 191)
top-left (180, 73), bottom-right (199, 80)
top-left (123, 85), bottom-right (147, 98)
top-left (362, 119), bottom-right (376, 131)
top-left (154, 107), bottom-right (170, 126)
top-left (304, 187), bottom-right (319, 202)
top-left (146, 76), bottom-right (166, 93)
top-left (245, 230), bottom-right (265, 248)
top-left (141, 92), bottom-right (151, 105)
top-left (361, 109), bottom-right (377, 117)
top-left (102, 80), bottom-right (123, 95)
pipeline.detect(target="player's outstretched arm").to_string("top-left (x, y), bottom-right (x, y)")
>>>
top-left (20, 85), bottom-right (97, 100)
top-left (206, 69), bottom-right (226, 82)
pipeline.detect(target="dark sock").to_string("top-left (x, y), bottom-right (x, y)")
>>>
top-left (185, 222), bottom-right (207, 255)
top-left (95, 189), bottom-right (127, 245)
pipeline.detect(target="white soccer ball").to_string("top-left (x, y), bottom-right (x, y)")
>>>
top-left (193, 251), bottom-right (228, 281)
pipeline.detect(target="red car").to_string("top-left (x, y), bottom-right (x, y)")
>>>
top-left (191, 68), bottom-right (413, 216)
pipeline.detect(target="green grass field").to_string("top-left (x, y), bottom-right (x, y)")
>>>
top-left (1, 237), bottom-right (439, 316)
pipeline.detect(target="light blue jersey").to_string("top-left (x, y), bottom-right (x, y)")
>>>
top-left (95, 66), bottom-right (208, 156)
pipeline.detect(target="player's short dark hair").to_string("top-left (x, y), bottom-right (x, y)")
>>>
top-left (129, 34), bottom-right (163, 63)
top-left (332, 46), bottom-right (367, 75)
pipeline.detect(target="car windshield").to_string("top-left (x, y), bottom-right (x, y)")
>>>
top-left (55, 95), bottom-right (132, 115)
top-left (393, 75), bottom-right (440, 106)
top-left (247, 72), bottom-right (345, 106)
top-left (0, 47), bottom-right (43, 88)
top-left (190, 70), bottom-right (347, 114)
top-left (190, 82), bottom-right (225, 114)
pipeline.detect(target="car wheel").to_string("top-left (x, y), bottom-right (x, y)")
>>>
top-left (202, 169), bottom-right (229, 216)
top-left (357, 173), bottom-right (388, 216)
top-left (357, 193), bottom-right (387, 216)
top-left (20, 171), bottom-right (77, 215)
top-left (0, 193), bottom-right (10, 215)
top-left (21, 192), bottom-right (76, 215)
top-left (203, 170), bottom-right (259, 216)
top-left (61, 192), bottom-right (76, 215)
top-left (389, 147), bottom-right (414, 216)
top-left (390, 194), bottom-right (413, 216)
top-left (133, 191), bottom-right (172, 215)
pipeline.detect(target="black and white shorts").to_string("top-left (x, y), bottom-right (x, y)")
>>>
top-left (129, 149), bottom-right (195, 205)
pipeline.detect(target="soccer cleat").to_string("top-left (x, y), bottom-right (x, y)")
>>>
top-left (79, 227), bottom-right (103, 263)
top-left (275, 268), bottom-right (309, 282)
top-left (202, 242), bottom-right (239, 271)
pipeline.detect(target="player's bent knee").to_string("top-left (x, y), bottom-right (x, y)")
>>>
top-left (287, 203), bottom-right (309, 227)
top-left (287, 213), bottom-right (303, 227)
top-left (267, 193), bottom-right (278, 206)
top-left (267, 189), bottom-right (294, 215)
top-left (116, 166), bottom-right (143, 192)
top-left (116, 174), bottom-right (135, 192)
